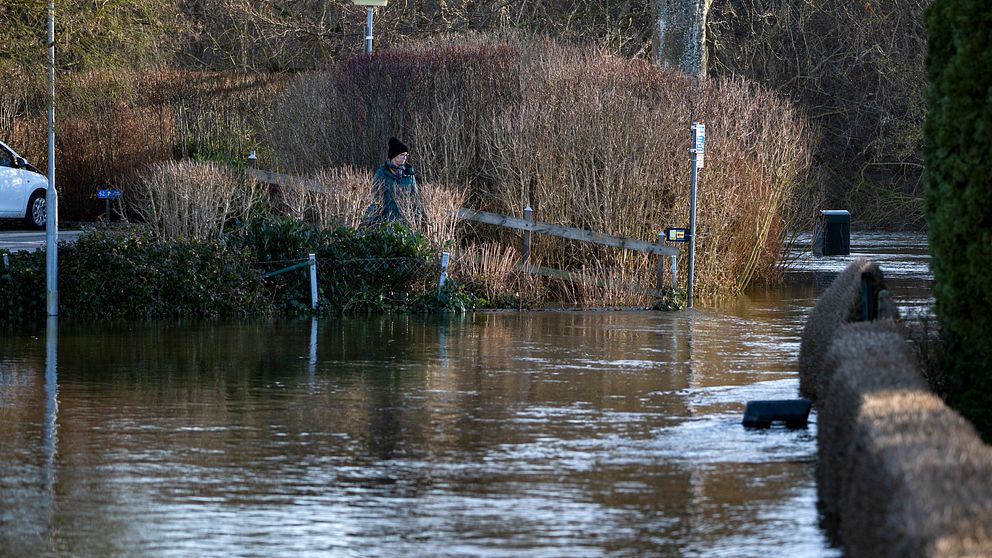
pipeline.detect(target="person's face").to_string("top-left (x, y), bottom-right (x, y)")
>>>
top-left (391, 152), bottom-right (408, 167)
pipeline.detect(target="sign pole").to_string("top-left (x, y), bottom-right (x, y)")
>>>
top-left (687, 121), bottom-right (704, 309)
top-left (687, 147), bottom-right (697, 308)
top-left (365, 7), bottom-right (373, 54)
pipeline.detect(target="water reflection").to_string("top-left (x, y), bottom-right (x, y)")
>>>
top-left (43, 316), bottom-right (58, 533)
top-left (0, 312), bottom-right (829, 557)
top-left (0, 233), bottom-right (930, 556)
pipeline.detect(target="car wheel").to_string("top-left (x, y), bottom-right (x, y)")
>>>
top-left (25, 190), bottom-right (47, 230)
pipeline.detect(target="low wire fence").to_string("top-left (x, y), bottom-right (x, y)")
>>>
top-left (257, 254), bottom-right (442, 313)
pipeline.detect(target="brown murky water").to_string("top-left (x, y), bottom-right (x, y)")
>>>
top-left (0, 233), bottom-right (930, 557)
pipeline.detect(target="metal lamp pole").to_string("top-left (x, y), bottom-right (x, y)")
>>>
top-left (352, 0), bottom-right (388, 54)
top-left (365, 7), bottom-right (373, 54)
top-left (46, 0), bottom-right (58, 317)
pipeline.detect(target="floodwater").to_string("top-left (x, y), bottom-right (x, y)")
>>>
top-left (0, 233), bottom-right (930, 557)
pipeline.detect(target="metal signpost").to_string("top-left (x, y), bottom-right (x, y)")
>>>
top-left (97, 188), bottom-right (122, 223)
top-left (687, 121), bottom-right (705, 308)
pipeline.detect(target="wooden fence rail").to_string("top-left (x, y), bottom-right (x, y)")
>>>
top-left (457, 208), bottom-right (678, 257)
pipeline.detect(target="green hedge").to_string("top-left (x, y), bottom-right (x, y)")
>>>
top-left (924, 0), bottom-right (992, 439)
top-left (0, 230), bottom-right (272, 321)
top-left (0, 219), bottom-right (467, 323)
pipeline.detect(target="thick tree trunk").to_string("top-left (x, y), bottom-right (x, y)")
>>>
top-left (654, 0), bottom-right (710, 76)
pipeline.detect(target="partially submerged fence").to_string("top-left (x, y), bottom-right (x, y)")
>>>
top-left (457, 207), bottom-right (681, 296)
top-left (248, 168), bottom-right (684, 298)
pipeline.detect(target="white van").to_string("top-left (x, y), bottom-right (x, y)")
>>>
top-left (0, 140), bottom-right (48, 229)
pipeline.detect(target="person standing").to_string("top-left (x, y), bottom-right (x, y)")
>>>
top-left (369, 136), bottom-right (417, 225)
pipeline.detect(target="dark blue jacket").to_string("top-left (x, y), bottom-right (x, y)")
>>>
top-left (370, 161), bottom-right (417, 224)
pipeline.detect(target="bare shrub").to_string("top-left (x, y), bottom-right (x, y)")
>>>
top-left (128, 160), bottom-right (259, 240)
top-left (394, 181), bottom-right (466, 249)
top-left (7, 67), bottom-right (286, 220)
top-left (282, 166), bottom-right (375, 229)
top-left (708, 0), bottom-right (931, 225)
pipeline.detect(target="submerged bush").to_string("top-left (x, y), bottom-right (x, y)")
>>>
top-left (0, 221), bottom-right (457, 322)
top-left (0, 230), bottom-right (271, 321)
top-left (225, 215), bottom-right (439, 314)
top-left (0, 249), bottom-right (47, 322)
top-left (59, 230), bottom-right (273, 319)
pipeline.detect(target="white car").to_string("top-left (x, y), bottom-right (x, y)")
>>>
top-left (0, 140), bottom-right (48, 229)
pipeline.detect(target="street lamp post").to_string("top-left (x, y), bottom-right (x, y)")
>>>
top-left (352, 0), bottom-right (388, 54)
top-left (46, 0), bottom-right (58, 317)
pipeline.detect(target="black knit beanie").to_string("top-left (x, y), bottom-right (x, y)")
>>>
top-left (387, 137), bottom-right (408, 159)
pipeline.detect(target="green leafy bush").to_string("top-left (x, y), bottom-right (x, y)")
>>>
top-left (58, 229), bottom-right (272, 319)
top-left (317, 223), bottom-right (436, 313)
top-left (0, 249), bottom-right (47, 322)
top-left (0, 221), bottom-right (466, 322)
top-left (0, 230), bottom-right (272, 322)
top-left (225, 214), bottom-right (329, 313)
top-left (924, 0), bottom-right (992, 439)
top-left (226, 215), bottom-right (439, 314)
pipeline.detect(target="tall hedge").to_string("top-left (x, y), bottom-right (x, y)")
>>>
top-left (924, 0), bottom-right (992, 439)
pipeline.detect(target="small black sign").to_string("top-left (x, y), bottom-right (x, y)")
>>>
top-left (665, 227), bottom-right (689, 242)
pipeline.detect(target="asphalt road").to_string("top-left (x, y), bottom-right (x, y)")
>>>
top-left (0, 229), bottom-right (86, 252)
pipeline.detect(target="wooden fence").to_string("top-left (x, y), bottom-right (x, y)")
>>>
top-left (249, 168), bottom-right (682, 293)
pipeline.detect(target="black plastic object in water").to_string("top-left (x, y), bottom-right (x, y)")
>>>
top-left (742, 400), bottom-right (812, 428)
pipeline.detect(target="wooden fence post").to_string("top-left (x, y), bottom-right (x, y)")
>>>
top-left (522, 206), bottom-right (533, 265)
top-left (656, 232), bottom-right (666, 290)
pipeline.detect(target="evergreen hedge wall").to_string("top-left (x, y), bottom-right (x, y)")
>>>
top-left (924, 0), bottom-right (992, 439)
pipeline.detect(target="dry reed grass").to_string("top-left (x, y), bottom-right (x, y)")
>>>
top-left (128, 160), bottom-right (259, 240)
top-left (266, 38), bottom-right (817, 296)
top-left (449, 242), bottom-right (542, 305)
top-left (395, 181), bottom-right (467, 249)
top-left (281, 166), bottom-right (375, 230)
top-left (552, 265), bottom-right (656, 309)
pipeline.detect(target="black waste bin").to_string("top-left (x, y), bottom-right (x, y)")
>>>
top-left (816, 210), bottom-right (851, 256)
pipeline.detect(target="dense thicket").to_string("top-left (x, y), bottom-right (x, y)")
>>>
top-left (267, 41), bottom-right (817, 294)
top-left (3, 0), bottom-right (931, 228)
top-left (2, 0), bottom-right (653, 75)
top-left (707, 0), bottom-right (931, 226)
top-left (923, 0), bottom-right (992, 440)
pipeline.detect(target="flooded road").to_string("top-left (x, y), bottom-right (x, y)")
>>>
top-left (0, 233), bottom-right (930, 557)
